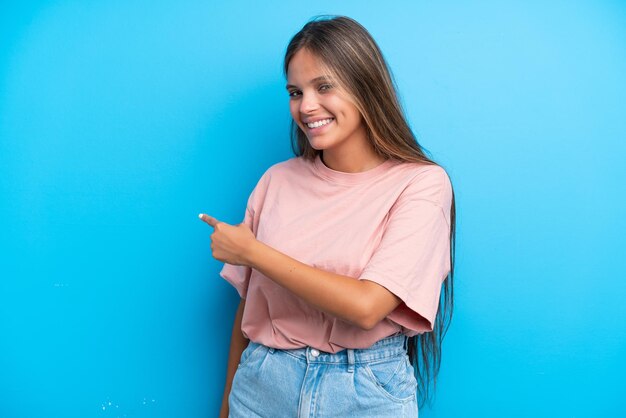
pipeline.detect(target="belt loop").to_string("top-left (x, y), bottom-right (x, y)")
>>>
top-left (403, 335), bottom-right (409, 351)
top-left (347, 348), bottom-right (355, 373)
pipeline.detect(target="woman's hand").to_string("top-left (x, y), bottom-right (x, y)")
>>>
top-left (198, 213), bottom-right (257, 266)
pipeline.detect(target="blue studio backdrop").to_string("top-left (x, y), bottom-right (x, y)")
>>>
top-left (1, 1), bottom-right (625, 417)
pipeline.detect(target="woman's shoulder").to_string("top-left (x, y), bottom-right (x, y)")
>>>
top-left (391, 159), bottom-right (451, 186)
top-left (259, 156), bottom-right (312, 180)
top-left (391, 160), bottom-right (453, 208)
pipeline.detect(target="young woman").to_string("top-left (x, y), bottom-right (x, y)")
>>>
top-left (200, 15), bottom-right (456, 418)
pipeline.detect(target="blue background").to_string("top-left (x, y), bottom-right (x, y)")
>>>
top-left (1, 1), bottom-right (625, 417)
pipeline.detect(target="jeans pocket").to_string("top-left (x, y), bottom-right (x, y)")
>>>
top-left (238, 342), bottom-right (265, 369)
top-left (362, 355), bottom-right (417, 403)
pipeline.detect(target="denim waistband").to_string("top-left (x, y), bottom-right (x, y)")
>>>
top-left (254, 333), bottom-right (409, 367)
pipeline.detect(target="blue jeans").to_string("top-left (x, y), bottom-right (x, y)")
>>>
top-left (228, 333), bottom-right (419, 417)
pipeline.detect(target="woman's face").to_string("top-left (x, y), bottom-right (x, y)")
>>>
top-left (286, 48), bottom-right (367, 153)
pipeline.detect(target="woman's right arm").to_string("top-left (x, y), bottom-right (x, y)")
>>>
top-left (219, 297), bottom-right (249, 418)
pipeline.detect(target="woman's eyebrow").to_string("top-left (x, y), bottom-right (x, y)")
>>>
top-left (285, 76), bottom-right (330, 90)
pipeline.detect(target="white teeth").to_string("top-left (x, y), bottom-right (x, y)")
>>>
top-left (306, 118), bottom-right (334, 129)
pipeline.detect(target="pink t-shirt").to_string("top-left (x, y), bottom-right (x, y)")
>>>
top-left (219, 153), bottom-right (452, 353)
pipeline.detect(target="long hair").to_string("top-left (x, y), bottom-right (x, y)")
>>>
top-left (283, 15), bottom-right (456, 408)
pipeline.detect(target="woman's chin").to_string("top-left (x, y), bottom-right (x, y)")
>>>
top-left (307, 139), bottom-right (325, 150)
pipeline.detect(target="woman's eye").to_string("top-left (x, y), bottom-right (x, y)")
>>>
top-left (288, 90), bottom-right (301, 98)
top-left (319, 84), bottom-right (333, 91)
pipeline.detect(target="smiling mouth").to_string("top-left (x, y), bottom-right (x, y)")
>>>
top-left (305, 118), bottom-right (335, 129)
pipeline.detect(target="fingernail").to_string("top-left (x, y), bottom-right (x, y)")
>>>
top-left (198, 213), bottom-right (204, 219)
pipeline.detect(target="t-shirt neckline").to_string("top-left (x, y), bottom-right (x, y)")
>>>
top-left (313, 153), bottom-right (396, 185)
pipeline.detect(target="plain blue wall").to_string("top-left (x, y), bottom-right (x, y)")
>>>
top-left (1, 1), bottom-right (625, 417)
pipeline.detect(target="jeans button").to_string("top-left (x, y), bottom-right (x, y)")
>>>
top-left (310, 348), bottom-right (320, 357)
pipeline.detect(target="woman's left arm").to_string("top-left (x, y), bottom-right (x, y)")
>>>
top-left (200, 213), bottom-right (401, 330)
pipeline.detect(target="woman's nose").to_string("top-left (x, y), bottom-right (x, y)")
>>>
top-left (299, 93), bottom-right (319, 113)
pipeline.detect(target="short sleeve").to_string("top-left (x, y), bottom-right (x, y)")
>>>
top-left (218, 172), bottom-right (269, 299)
top-left (358, 166), bottom-right (452, 334)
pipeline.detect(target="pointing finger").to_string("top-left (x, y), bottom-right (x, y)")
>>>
top-left (198, 213), bottom-right (219, 228)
